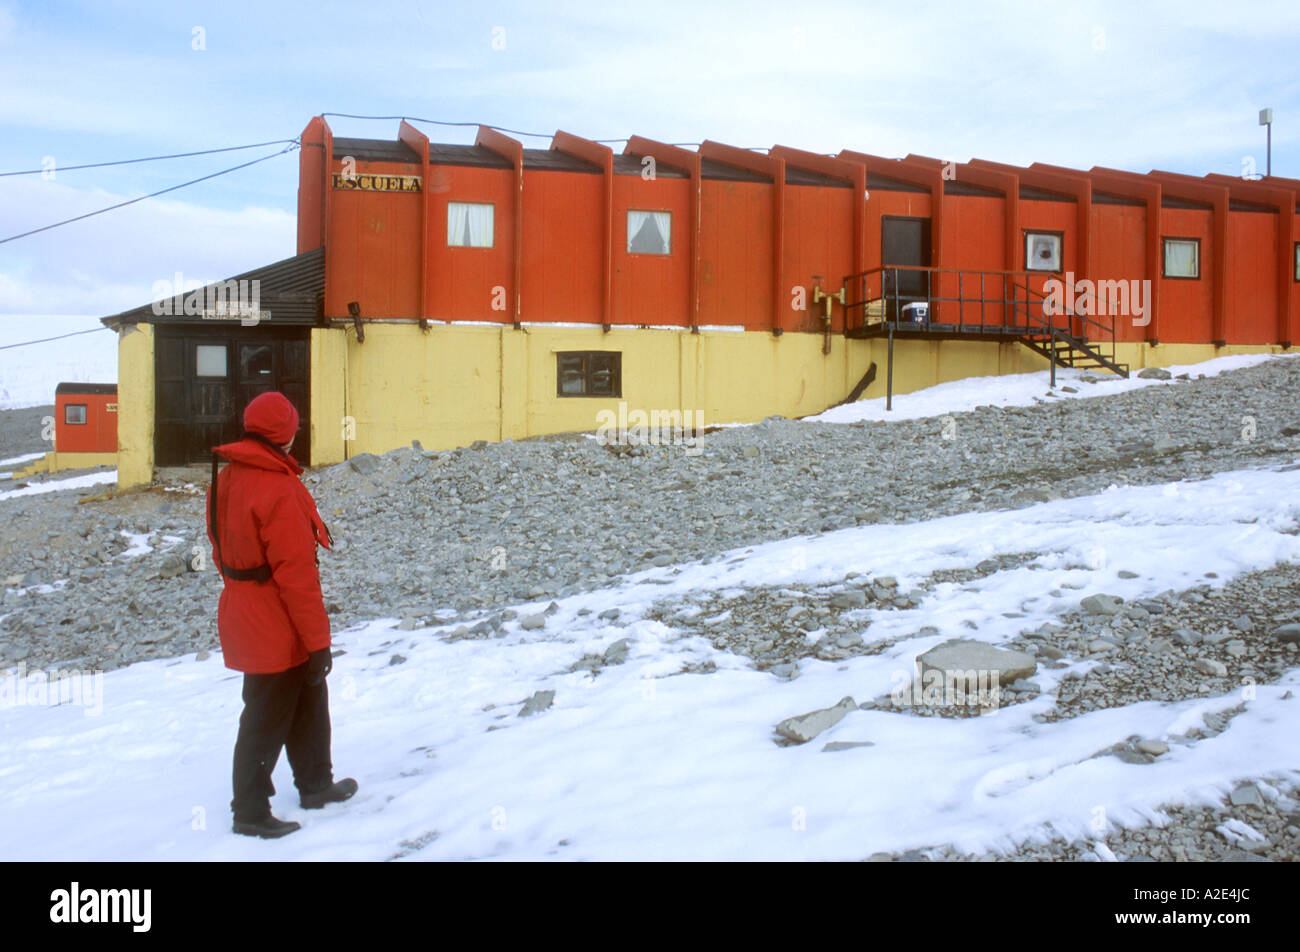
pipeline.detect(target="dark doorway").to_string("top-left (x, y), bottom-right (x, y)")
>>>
top-left (882, 216), bottom-right (932, 321)
top-left (155, 325), bottom-right (310, 466)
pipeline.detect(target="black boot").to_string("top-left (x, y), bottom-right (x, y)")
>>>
top-left (300, 777), bottom-right (358, 810)
top-left (233, 814), bottom-right (302, 839)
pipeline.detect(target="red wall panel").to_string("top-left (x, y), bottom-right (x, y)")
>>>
top-left (700, 181), bottom-right (772, 328)
top-left (521, 171), bottom-right (603, 323)
top-left (1159, 208), bottom-right (1214, 343)
top-left (783, 184), bottom-right (854, 333)
top-left (612, 175), bottom-right (691, 326)
top-left (1226, 212), bottom-right (1278, 344)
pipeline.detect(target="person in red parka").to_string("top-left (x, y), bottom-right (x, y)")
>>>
top-left (207, 391), bottom-right (357, 838)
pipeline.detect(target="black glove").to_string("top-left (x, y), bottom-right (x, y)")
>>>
top-left (306, 648), bottom-right (333, 686)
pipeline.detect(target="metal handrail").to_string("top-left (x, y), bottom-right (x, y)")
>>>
top-left (842, 264), bottom-right (1118, 350)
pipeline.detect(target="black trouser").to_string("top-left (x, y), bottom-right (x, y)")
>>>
top-left (231, 660), bottom-right (333, 823)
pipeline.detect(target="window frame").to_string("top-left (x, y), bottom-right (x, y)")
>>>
top-left (446, 201), bottom-right (496, 249)
top-left (626, 209), bottom-right (672, 256)
top-left (1162, 236), bottom-right (1202, 280)
top-left (64, 403), bottom-right (87, 425)
top-left (1023, 230), bottom-right (1065, 273)
top-left (556, 351), bottom-right (622, 398)
top-left (195, 343), bottom-right (228, 377)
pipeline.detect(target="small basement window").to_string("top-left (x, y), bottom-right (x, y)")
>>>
top-left (557, 351), bottom-right (621, 397)
top-left (1163, 237), bottom-right (1200, 279)
top-left (65, 404), bottom-right (87, 425)
top-left (1024, 231), bottom-right (1063, 272)
top-left (195, 344), bottom-right (228, 377)
top-left (448, 202), bottom-right (494, 248)
top-left (628, 210), bottom-right (671, 255)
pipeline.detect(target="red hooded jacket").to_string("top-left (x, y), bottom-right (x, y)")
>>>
top-left (205, 437), bottom-right (333, 673)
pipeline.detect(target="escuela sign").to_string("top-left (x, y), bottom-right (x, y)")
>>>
top-left (332, 173), bottom-right (422, 193)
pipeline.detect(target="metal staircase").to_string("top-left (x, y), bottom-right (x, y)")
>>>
top-left (840, 265), bottom-right (1130, 408)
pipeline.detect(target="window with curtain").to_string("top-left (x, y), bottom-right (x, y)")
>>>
top-left (627, 210), bottom-right (671, 255)
top-left (447, 202), bottom-right (495, 248)
top-left (1163, 238), bottom-right (1200, 279)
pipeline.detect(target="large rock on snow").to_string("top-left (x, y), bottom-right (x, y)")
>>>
top-left (518, 690), bottom-right (555, 717)
top-left (775, 696), bottom-right (857, 744)
top-left (1137, 367), bottom-right (1172, 380)
top-left (1080, 593), bottom-right (1123, 616)
top-left (917, 640), bottom-right (1037, 687)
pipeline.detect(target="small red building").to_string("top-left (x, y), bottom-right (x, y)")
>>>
top-left (55, 382), bottom-right (118, 454)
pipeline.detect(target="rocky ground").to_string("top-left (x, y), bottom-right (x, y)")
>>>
top-left (2, 358), bottom-right (1300, 861)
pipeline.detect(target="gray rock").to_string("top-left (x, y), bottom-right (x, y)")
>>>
top-left (768, 662), bottom-right (799, 681)
top-left (602, 638), bottom-right (631, 665)
top-left (597, 608), bottom-right (620, 621)
top-left (348, 453), bottom-right (382, 475)
top-left (519, 614), bottom-right (546, 630)
top-left (1171, 628), bottom-right (1200, 646)
top-left (1080, 593), bottom-right (1122, 615)
top-left (1229, 783), bottom-right (1264, 807)
top-left (821, 740), bottom-right (876, 752)
top-left (829, 590), bottom-right (867, 610)
top-left (1273, 623), bottom-right (1300, 644)
top-left (1136, 739), bottom-right (1169, 756)
top-left (1196, 658), bottom-right (1228, 677)
top-left (917, 640), bottom-right (1038, 686)
top-left (1137, 367), bottom-right (1172, 380)
top-left (518, 689), bottom-right (555, 717)
top-left (775, 696), bottom-right (857, 744)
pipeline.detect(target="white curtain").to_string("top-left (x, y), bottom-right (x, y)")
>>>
top-left (1164, 240), bottom-right (1198, 277)
top-left (448, 202), bottom-right (494, 247)
top-left (628, 210), bottom-right (671, 254)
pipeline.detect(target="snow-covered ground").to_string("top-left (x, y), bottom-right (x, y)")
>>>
top-left (0, 469), bottom-right (116, 501)
top-left (0, 315), bottom-right (116, 410)
top-left (2, 463), bottom-right (1298, 860)
top-left (804, 353), bottom-right (1295, 424)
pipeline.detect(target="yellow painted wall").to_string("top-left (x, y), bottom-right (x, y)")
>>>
top-left (116, 323), bottom-right (154, 488)
top-left (305, 323), bottom-right (1063, 464)
top-left (1116, 342), bottom-right (1283, 371)
top-left (116, 321), bottom-right (1291, 480)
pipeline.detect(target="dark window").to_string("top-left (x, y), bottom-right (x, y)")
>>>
top-left (557, 351), bottom-right (621, 397)
top-left (1294, 242), bottom-right (1299, 282)
top-left (1024, 231), bottom-right (1064, 272)
top-left (65, 404), bottom-right (87, 425)
top-left (1163, 237), bottom-right (1200, 279)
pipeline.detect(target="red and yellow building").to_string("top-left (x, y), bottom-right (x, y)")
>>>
top-left (103, 116), bottom-right (1300, 487)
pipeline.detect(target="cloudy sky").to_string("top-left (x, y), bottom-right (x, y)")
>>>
top-left (0, 0), bottom-right (1295, 320)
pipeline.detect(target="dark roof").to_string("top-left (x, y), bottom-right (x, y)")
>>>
top-left (786, 167), bottom-right (852, 188)
top-left (100, 247), bottom-right (324, 328)
top-left (1230, 199), bottom-right (1276, 213)
top-left (1161, 195), bottom-right (1213, 211)
top-left (1020, 184), bottom-right (1076, 203)
top-left (332, 136), bottom-right (421, 165)
top-left (56, 382), bottom-right (117, 395)
top-left (1092, 190), bottom-right (1144, 207)
top-left (944, 179), bottom-right (1004, 198)
top-left (867, 171), bottom-right (929, 193)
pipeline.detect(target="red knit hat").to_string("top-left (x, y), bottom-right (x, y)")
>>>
top-left (244, 391), bottom-right (300, 445)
